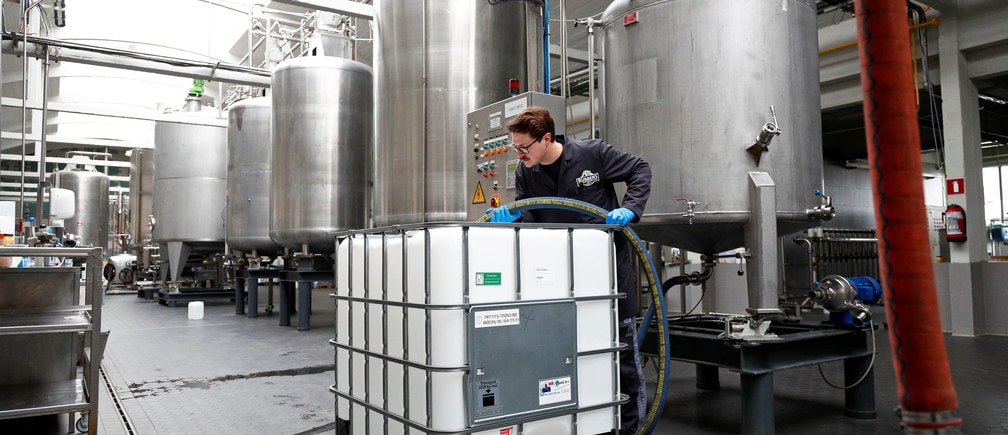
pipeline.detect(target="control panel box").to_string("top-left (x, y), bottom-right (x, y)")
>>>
top-left (465, 92), bottom-right (566, 221)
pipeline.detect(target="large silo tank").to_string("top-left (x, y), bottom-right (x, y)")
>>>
top-left (151, 105), bottom-right (227, 247)
top-left (53, 161), bottom-right (110, 251)
top-left (226, 97), bottom-right (276, 253)
top-left (127, 148), bottom-right (153, 250)
top-left (270, 57), bottom-right (373, 253)
top-left (601, 0), bottom-right (824, 254)
top-left (372, 1), bottom-right (544, 225)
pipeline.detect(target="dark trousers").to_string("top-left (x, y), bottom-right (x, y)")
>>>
top-left (619, 319), bottom-right (647, 435)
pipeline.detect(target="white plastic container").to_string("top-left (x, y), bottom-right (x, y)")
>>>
top-left (187, 301), bottom-right (204, 320)
top-left (333, 225), bottom-right (619, 434)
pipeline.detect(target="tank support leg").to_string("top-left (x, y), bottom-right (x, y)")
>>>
top-left (297, 281), bottom-right (312, 331)
top-left (741, 372), bottom-right (774, 435)
top-left (247, 277), bottom-right (259, 318)
top-left (696, 364), bottom-right (720, 391)
top-left (234, 276), bottom-right (246, 315)
top-left (336, 417), bottom-right (350, 435)
top-left (279, 280), bottom-right (293, 326)
top-left (844, 353), bottom-right (877, 419)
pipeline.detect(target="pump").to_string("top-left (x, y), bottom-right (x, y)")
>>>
top-left (808, 275), bottom-right (882, 327)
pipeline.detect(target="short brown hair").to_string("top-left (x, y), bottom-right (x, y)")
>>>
top-left (507, 106), bottom-right (555, 140)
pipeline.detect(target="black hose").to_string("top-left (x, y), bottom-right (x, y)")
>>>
top-left (479, 197), bottom-right (669, 435)
top-left (662, 275), bottom-right (691, 292)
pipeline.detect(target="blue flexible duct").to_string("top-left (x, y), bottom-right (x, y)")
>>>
top-left (542, 0), bottom-right (550, 88)
top-left (478, 197), bottom-right (669, 435)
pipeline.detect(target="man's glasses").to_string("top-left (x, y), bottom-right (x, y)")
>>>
top-left (509, 137), bottom-right (540, 154)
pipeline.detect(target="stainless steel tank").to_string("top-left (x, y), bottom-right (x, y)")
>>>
top-left (151, 102), bottom-right (227, 280)
top-left (226, 97), bottom-right (277, 254)
top-left (127, 148), bottom-right (153, 250)
top-left (601, 0), bottom-right (825, 254)
top-left (270, 56), bottom-right (373, 253)
top-left (372, 1), bottom-right (544, 225)
top-left (53, 162), bottom-right (109, 251)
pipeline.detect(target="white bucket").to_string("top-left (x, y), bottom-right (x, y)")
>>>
top-left (188, 301), bottom-right (205, 320)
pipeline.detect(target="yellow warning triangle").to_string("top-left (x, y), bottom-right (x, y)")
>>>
top-left (472, 182), bottom-right (486, 204)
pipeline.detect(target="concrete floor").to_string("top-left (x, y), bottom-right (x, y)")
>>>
top-left (7, 285), bottom-right (1008, 434)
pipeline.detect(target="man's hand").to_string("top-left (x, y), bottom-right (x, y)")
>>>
top-left (605, 207), bottom-right (635, 225)
top-left (485, 206), bottom-right (521, 223)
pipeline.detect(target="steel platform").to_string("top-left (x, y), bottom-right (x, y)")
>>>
top-left (640, 315), bottom-right (876, 435)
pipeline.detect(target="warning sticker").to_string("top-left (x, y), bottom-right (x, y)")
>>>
top-left (475, 378), bottom-right (503, 418)
top-left (538, 376), bottom-right (572, 405)
top-left (474, 309), bottom-right (520, 328)
top-left (472, 182), bottom-right (486, 204)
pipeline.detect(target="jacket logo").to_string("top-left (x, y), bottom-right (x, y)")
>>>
top-left (576, 170), bottom-right (600, 188)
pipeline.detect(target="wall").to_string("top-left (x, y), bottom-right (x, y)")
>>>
top-left (933, 261), bottom-right (1008, 335)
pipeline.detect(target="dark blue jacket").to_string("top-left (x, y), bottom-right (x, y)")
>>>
top-left (515, 135), bottom-right (652, 319)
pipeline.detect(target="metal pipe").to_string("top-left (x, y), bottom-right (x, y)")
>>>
top-left (247, 4), bottom-right (254, 67)
top-left (18, 3), bottom-right (29, 224)
top-left (586, 18), bottom-right (596, 138)
top-left (823, 237), bottom-right (877, 243)
top-left (679, 247), bottom-right (687, 313)
top-left (1, 33), bottom-right (271, 87)
top-left (560, 0), bottom-right (568, 99)
top-left (270, 0), bottom-right (374, 20)
top-left (35, 49), bottom-right (50, 225)
top-left (543, 0), bottom-right (550, 88)
top-left (550, 65), bottom-right (593, 88)
top-left (1000, 162), bottom-right (1005, 227)
top-left (819, 17), bottom-right (939, 55)
top-left (66, 150), bottom-right (113, 159)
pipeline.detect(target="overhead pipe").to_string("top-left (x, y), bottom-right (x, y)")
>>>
top-left (855, 0), bottom-right (960, 432)
top-left (1, 33), bottom-right (271, 87)
top-left (818, 15), bottom-right (935, 55)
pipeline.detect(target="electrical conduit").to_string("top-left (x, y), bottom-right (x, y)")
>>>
top-left (479, 197), bottom-right (669, 435)
top-left (543, 0), bottom-right (550, 85)
top-left (855, 0), bottom-right (961, 431)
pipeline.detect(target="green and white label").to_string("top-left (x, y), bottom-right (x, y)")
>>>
top-left (475, 272), bottom-right (502, 286)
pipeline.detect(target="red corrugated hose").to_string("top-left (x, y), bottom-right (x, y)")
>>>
top-left (855, 0), bottom-right (961, 431)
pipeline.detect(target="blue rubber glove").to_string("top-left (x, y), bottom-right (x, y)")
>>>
top-left (485, 206), bottom-right (521, 223)
top-left (605, 207), bottom-right (635, 225)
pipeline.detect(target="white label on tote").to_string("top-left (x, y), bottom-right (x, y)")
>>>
top-left (538, 376), bottom-right (572, 405)
top-left (474, 309), bottom-right (520, 328)
top-left (533, 266), bottom-right (555, 285)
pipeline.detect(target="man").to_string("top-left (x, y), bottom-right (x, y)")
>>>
top-left (487, 106), bottom-right (652, 435)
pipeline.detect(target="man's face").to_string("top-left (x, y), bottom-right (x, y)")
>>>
top-left (510, 132), bottom-right (547, 167)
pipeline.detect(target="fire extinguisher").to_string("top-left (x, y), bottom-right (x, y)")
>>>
top-left (945, 204), bottom-right (967, 242)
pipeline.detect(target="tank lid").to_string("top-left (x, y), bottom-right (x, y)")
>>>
top-left (273, 55), bottom-right (373, 76)
top-left (227, 96), bottom-right (271, 113)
